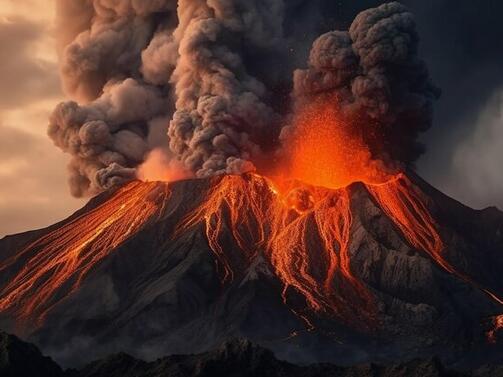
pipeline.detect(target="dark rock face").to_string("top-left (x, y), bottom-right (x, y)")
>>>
top-left (71, 339), bottom-right (461, 377)
top-left (0, 174), bottom-right (502, 369)
top-left (0, 331), bottom-right (63, 377)
top-left (0, 332), bottom-right (475, 377)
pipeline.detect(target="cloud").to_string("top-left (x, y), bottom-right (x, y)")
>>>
top-left (0, 17), bottom-right (61, 110)
top-left (445, 90), bottom-right (503, 209)
top-left (0, 124), bottom-right (84, 237)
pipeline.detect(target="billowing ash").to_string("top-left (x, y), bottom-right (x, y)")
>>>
top-left (167, 1), bottom-right (284, 178)
top-left (49, 1), bottom-right (438, 197)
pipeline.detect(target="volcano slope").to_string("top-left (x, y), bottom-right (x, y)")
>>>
top-left (0, 173), bottom-right (502, 368)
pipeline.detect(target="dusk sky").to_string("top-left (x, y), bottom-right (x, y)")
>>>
top-left (0, 0), bottom-right (502, 237)
top-left (0, 0), bottom-right (84, 237)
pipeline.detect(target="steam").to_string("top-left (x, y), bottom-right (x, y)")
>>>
top-left (50, 1), bottom-right (438, 196)
top-left (292, 2), bottom-right (440, 164)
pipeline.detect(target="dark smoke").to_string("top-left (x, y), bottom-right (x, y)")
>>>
top-left (49, 1), bottom-right (438, 196)
top-left (167, 0), bottom-right (285, 177)
top-left (292, 2), bottom-right (440, 165)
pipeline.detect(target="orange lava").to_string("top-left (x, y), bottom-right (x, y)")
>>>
top-left (177, 174), bottom-right (376, 328)
top-left (488, 314), bottom-right (503, 343)
top-left (366, 174), bottom-right (454, 274)
top-left (367, 174), bottom-right (503, 340)
top-left (176, 175), bottom-right (268, 283)
top-left (0, 181), bottom-right (169, 325)
top-left (267, 183), bottom-right (376, 328)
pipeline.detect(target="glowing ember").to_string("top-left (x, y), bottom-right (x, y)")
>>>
top-left (488, 315), bottom-right (503, 343)
top-left (0, 181), bottom-right (169, 325)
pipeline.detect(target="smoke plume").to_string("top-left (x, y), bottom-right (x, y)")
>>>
top-left (49, 1), bottom-right (438, 196)
top-left (292, 2), bottom-right (440, 165)
top-left (167, 1), bottom-right (289, 177)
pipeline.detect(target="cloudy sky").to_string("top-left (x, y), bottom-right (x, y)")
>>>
top-left (0, 0), bottom-right (84, 237)
top-left (0, 0), bottom-right (502, 237)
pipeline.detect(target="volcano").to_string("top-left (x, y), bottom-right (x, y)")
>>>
top-left (0, 172), bottom-right (503, 368)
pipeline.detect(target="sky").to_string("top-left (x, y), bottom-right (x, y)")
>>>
top-left (0, 0), bottom-right (84, 237)
top-left (0, 0), bottom-right (502, 237)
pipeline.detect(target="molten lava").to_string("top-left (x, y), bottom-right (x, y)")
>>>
top-left (176, 174), bottom-right (376, 328)
top-left (0, 181), bottom-right (169, 325)
top-left (366, 174), bottom-right (452, 273)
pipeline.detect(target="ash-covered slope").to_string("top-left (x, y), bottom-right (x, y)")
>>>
top-left (0, 174), bottom-right (502, 369)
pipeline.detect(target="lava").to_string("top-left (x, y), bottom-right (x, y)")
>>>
top-left (366, 174), bottom-right (453, 274)
top-left (0, 181), bottom-right (169, 325)
top-left (174, 96), bottom-right (503, 335)
top-left (176, 175), bottom-right (269, 283)
top-left (267, 183), bottom-right (376, 328)
top-left (177, 174), bottom-right (376, 328)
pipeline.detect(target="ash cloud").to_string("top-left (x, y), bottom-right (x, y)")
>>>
top-left (292, 2), bottom-right (440, 165)
top-left (50, 1), bottom-right (439, 196)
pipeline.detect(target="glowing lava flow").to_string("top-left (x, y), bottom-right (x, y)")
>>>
top-left (176, 175), bottom-right (269, 283)
top-left (177, 174), bottom-right (376, 328)
top-left (267, 184), bottom-right (376, 328)
top-left (175, 95), bottom-right (503, 336)
top-left (366, 175), bottom-right (503, 341)
top-left (0, 181), bottom-right (169, 325)
top-left (366, 174), bottom-right (453, 274)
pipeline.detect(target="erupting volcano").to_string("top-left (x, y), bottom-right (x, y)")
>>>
top-left (2, 67), bottom-right (503, 368)
top-left (1, 0), bottom-right (503, 372)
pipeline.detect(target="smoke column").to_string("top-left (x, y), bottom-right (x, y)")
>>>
top-left (167, 0), bottom-right (286, 177)
top-left (49, 1), bottom-right (438, 196)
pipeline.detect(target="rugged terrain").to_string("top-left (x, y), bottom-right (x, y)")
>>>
top-left (4, 330), bottom-right (503, 377)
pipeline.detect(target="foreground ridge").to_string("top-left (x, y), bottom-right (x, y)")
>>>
top-left (4, 330), bottom-right (503, 377)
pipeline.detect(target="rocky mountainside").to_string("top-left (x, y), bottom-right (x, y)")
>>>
top-left (0, 173), bottom-right (502, 369)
